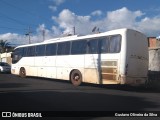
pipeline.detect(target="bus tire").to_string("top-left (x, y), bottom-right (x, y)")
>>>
top-left (70, 70), bottom-right (82, 86)
top-left (19, 67), bottom-right (26, 78)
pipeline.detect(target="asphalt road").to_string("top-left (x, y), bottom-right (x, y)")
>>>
top-left (0, 73), bottom-right (160, 112)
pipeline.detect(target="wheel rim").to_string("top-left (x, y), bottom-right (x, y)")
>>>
top-left (20, 68), bottom-right (26, 77)
top-left (21, 70), bottom-right (25, 76)
top-left (70, 70), bottom-right (82, 86)
top-left (73, 73), bottom-right (80, 81)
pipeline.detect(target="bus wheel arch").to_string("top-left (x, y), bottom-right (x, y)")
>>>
top-left (70, 69), bottom-right (82, 86)
top-left (19, 67), bottom-right (26, 78)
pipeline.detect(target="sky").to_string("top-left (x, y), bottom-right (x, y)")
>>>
top-left (0, 0), bottom-right (160, 45)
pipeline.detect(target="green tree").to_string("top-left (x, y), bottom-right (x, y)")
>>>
top-left (0, 40), bottom-right (10, 53)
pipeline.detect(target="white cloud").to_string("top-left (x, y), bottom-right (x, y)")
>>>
top-left (53, 0), bottom-right (65, 5)
top-left (35, 24), bottom-right (58, 41)
top-left (52, 9), bottom-right (95, 35)
top-left (51, 26), bottom-right (62, 35)
top-left (0, 33), bottom-right (27, 45)
top-left (51, 8), bottom-right (145, 35)
top-left (49, 6), bottom-right (57, 12)
top-left (0, 24), bottom-right (57, 45)
top-left (52, 7), bottom-right (160, 36)
top-left (91, 10), bottom-right (102, 16)
top-left (1, 7), bottom-right (160, 45)
top-left (106, 7), bottom-right (144, 29)
top-left (44, 8), bottom-right (101, 39)
top-left (49, 0), bottom-right (65, 12)
top-left (137, 17), bottom-right (160, 36)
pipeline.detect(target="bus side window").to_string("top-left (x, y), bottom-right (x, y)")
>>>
top-left (12, 48), bottom-right (23, 63)
top-left (99, 37), bottom-right (109, 53)
top-left (87, 39), bottom-right (98, 54)
top-left (36, 45), bottom-right (45, 56)
top-left (57, 42), bottom-right (70, 55)
top-left (27, 46), bottom-right (35, 56)
top-left (23, 47), bottom-right (28, 57)
top-left (110, 35), bottom-right (121, 53)
top-left (20, 48), bottom-right (24, 58)
top-left (46, 43), bottom-right (57, 56)
top-left (71, 40), bottom-right (87, 55)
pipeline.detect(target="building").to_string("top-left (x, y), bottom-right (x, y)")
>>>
top-left (0, 52), bottom-right (12, 65)
top-left (148, 37), bottom-right (160, 83)
top-left (148, 37), bottom-right (160, 48)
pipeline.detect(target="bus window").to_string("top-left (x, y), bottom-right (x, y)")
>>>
top-left (23, 47), bottom-right (28, 57)
top-left (71, 40), bottom-right (87, 55)
top-left (99, 37), bottom-right (109, 53)
top-left (57, 42), bottom-right (70, 55)
top-left (87, 39), bottom-right (98, 54)
top-left (46, 43), bottom-right (57, 56)
top-left (12, 48), bottom-right (23, 64)
top-left (36, 45), bottom-right (45, 56)
top-left (27, 46), bottom-right (35, 56)
top-left (110, 35), bottom-right (121, 53)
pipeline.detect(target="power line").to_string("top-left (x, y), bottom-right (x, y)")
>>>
top-left (0, 26), bottom-right (27, 31)
top-left (0, 13), bottom-right (28, 27)
top-left (1, 0), bottom-right (51, 24)
top-left (0, 11), bottom-right (38, 28)
top-left (0, 11), bottom-right (38, 35)
top-left (0, 0), bottom-right (54, 38)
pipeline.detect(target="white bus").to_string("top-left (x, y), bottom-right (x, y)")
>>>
top-left (11, 28), bottom-right (148, 86)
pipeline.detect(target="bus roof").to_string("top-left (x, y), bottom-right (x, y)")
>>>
top-left (14, 28), bottom-right (142, 49)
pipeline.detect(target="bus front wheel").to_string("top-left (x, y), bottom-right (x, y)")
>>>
top-left (70, 70), bottom-right (82, 86)
top-left (19, 68), bottom-right (26, 78)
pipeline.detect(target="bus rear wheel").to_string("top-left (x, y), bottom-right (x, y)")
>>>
top-left (19, 68), bottom-right (26, 78)
top-left (70, 70), bottom-right (82, 86)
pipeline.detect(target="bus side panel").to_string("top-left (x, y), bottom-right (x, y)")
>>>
top-left (44, 56), bottom-right (57, 78)
top-left (84, 54), bottom-right (99, 84)
top-left (84, 54), bottom-right (121, 84)
top-left (34, 56), bottom-right (57, 78)
top-left (56, 55), bottom-right (85, 81)
top-left (18, 57), bottom-right (35, 76)
top-left (35, 57), bottom-right (47, 77)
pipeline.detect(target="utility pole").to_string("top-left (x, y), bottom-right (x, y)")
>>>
top-left (25, 26), bottom-right (32, 44)
top-left (42, 29), bottom-right (45, 41)
top-left (73, 26), bottom-right (75, 35)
